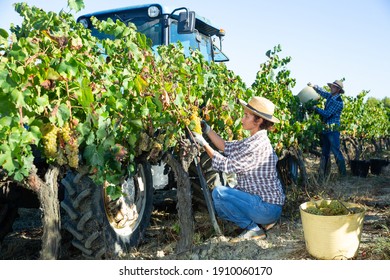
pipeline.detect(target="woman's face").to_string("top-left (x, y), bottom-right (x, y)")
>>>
top-left (242, 108), bottom-right (262, 133)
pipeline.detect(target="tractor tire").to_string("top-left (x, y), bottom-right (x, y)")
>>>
top-left (60, 161), bottom-right (154, 259)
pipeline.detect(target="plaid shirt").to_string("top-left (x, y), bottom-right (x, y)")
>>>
top-left (212, 130), bottom-right (285, 205)
top-left (314, 86), bottom-right (343, 126)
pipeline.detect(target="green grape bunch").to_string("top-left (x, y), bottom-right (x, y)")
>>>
top-left (65, 139), bottom-right (79, 168)
top-left (304, 200), bottom-right (349, 216)
top-left (41, 124), bottom-right (59, 159)
top-left (40, 122), bottom-right (79, 168)
top-left (59, 122), bottom-right (79, 169)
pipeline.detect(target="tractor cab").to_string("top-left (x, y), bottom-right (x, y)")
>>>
top-left (77, 3), bottom-right (229, 62)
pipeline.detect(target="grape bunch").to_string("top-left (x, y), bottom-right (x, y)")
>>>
top-left (60, 122), bottom-right (71, 143)
top-left (182, 105), bottom-right (202, 133)
top-left (190, 114), bottom-right (202, 134)
top-left (41, 121), bottom-right (79, 168)
top-left (304, 200), bottom-right (349, 216)
top-left (138, 132), bottom-right (151, 152)
top-left (41, 124), bottom-right (59, 158)
top-left (65, 138), bottom-right (79, 168)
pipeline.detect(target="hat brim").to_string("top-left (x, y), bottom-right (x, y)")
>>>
top-left (239, 99), bottom-right (280, 123)
top-left (327, 83), bottom-right (344, 93)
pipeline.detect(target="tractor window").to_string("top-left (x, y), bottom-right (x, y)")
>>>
top-left (170, 21), bottom-right (213, 62)
top-left (128, 18), bottom-right (163, 47)
top-left (213, 45), bottom-right (229, 62)
top-left (90, 16), bottom-right (163, 47)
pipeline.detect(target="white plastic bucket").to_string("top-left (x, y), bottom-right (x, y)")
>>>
top-left (297, 86), bottom-right (320, 104)
top-left (300, 200), bottom-right (365, 260)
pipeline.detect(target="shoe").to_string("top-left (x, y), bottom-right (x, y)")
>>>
top-left (261, 221), bottom-right (277, 231)
top-left (232, 228), bottom-right (266, 242)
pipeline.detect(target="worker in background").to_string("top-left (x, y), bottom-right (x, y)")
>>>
top-left (308, 80), bottom-right (347, 177)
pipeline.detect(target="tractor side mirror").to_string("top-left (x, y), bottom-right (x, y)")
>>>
top-left (177, 11), bottom-right (195, 34)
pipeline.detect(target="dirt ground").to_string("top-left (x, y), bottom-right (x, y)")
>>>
top-left (1, 153), bottom-right (389, 260)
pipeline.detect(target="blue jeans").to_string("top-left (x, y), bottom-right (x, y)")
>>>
top-left (321, 131), bottom-right (346, 175)
top-left (321, 131), bottom-right (344, 161)
top-left (212, 185), bottom-right (282, 230)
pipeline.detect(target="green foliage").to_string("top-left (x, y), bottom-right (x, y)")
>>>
top-left (366, 97), bottom-right (380, 107)
top-left (342, 91), bottom-right (389, 140)
top-left (0, 2), bottom-right (388, 197)
top-left (0, 3), bottom-right (249, 195)
top-left (382, 97), bottom-right (390, 108)
top-left (0, 3), bottom-right (153, 188)
top-left (251, 45), bottom-right (323, 155)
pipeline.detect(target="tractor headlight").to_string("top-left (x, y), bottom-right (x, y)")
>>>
top-left (148, 6), bottom-right (160, 18)
top-left (79, 18), bottom-right (89, 28)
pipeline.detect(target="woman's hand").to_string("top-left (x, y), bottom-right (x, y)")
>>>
top-left (192, 132), bottom-right (208, 147)
top-left (201, 120), bottom-right (211, 134)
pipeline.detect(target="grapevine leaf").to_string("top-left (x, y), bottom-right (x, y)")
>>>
top-left (77, 122), bottom-right (92, 138)
top-left (115, 25), bottom-right (126, 37)
top-left (129, 119), bottom-right (143, 129)
top-left (0, 116), bottom-right (12, 128)
top-left (9, 45), bottom-right (27, 61)
top-left (13, 169), bottom-right (27, 181)
top-left (35, 95), bottom-right (50, 107)
top-left (8, 129), bottom-right (22, 150)
top-left (0, 28), bottom-right (8, 38)
top-left (103, 136), bottom-right (116, 150)
top-left (0, 147), bottom-right (15, 173)
top-left (0, 97), bottom-right (14, 116)
top-left (0, 70), bottom-right (8, 88)
top-left (153, 95), bottom-right (163, 112)
top-left (28, 126), bottom-right (41, 145)
top-left (0, 153), bottom-right (7, 167)
top-left (79, 77), bottom-right (94, 108)
top-left (1, 72), bottom-right (17, 94)
top-left (174, 92), bottom-right (184, 106)
top-left (96, 126), bottom-right (107, 141)
top-left (140, 104), bottom-right (149, 117)
top-left (16, 66), bottom-right (25, 75)
top-left (85, 131), bottom-right (95, 145)
top-left (11, 89), bottom-right (25, 107)
top-left (96, 117), bottom-right (109, 140)
top-left (134, 75), bottom-right (148, 94)
top-left (136, 33), bottom-right (148, 49)
top-left (84, 145), bottom-right (104, 166)
top-left (46, 68), bottom-right (61, 80)
top-left (56, 103), bottom-right (70, 127)
top-left (67, 0), bottom-right (85, 13)
top-left (58, 59), bottom-right (78, 79)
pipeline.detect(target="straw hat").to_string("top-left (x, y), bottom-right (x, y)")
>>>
top-left (239, 96), bottom-right (280, 123)
top-left (327, 80), bottom-right (345, 93)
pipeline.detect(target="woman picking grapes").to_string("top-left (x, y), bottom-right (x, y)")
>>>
top-left (192, 96), bottom-right (285, 240)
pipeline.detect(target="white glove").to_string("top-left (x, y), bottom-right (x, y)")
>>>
top-left (192, 132), bottom-right (208, 147)
top-left (201, 120), bottom-right (211, 134)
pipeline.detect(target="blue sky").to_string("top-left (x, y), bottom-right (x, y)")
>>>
top-left (1, 0), bottom-right (389, 99)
